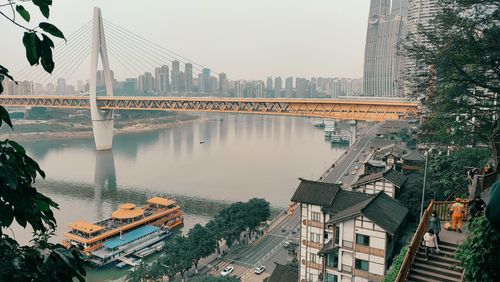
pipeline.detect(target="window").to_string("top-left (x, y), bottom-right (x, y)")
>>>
top-left (326, 250), bottom-right (339, 268)
top-left (311, 211), bottom-right (321, 222)
top-left (335, 226), bottom-right (340, 244)
top-left (355, 259), bottom-right (369, 271)
top-left (310, 232), bottom-right (320, 243)
top-left (326, 273), bottom-right (338, 282)
top-left (356, 234), bottom-right (370, 246)
top-left (308, 273), bottom-right (314, 282)
top-left (309, 252), bottom-right (317, 263)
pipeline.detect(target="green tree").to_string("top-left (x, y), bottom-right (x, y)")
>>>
top-left (405, 0), bottom-right (500, 162)
top-left (0, 1), bottom-right (84, 281)
top-left (456, 216), bottom-right (500, 281)
top-left (191, 275), bottom-right (240, 282)
top-left (188, 224), bottom-right (217, 273)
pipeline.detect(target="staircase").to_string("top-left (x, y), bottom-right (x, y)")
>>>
top-left (407, 241), bottom-right (463, 282)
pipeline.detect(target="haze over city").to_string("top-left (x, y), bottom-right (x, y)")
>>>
top-left (3, 0), bottom-right (370, 81)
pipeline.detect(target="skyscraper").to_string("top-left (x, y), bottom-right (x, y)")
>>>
top-left (201, 68), bottom-right (211, 93)
top-left (266, 77), bottom-right (273, 97)
top-left (285, 77), bottom-right (293, 98)
top-left (363, 0), bottom-right (408, 98)
top-left (56, 78), bottom-right (66, 95)
top-left (185, 63), bottom-right (193, 93)
top-left (274, 77), bottom-right (282, 98)
top-left (155, 65), bottom-right (169, 94)
top-left (171, 60), bottom-right (180, 93)
top-left (218, 73), bottom-right (228, 95)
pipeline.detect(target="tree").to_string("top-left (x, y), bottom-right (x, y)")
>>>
top-left (0, 1), bottom-right (84, 281)
top-left (456, 216), bottom-right (500, 281)
top-left (405, 0), bottom-right (500, 162)
top-left (188, 224), bottom-right (217, 273)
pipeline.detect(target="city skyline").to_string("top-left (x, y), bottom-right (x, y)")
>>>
top-left (2, 1), bottom-right (371, 81)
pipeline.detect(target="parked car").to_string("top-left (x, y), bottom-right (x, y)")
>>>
top-left (255, 265), bottom-right (266, 274)
top-left (220, 266), bottom-right (234, 277)
top-left (284, 240), bottom-right (293, 248)
top-left (354, 165), bottom-right (359, 170)
top-left (344, 171), bottom-right (349, 176)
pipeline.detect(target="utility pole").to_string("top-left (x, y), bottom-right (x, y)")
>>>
top-left (420, 150), bottom-right (429, 221)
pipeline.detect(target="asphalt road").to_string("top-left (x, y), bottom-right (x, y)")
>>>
top-left (323, 124), bottom-right (380, 186)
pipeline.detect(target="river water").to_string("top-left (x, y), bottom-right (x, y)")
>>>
top-left (13, 114), bottom-right (346, 281)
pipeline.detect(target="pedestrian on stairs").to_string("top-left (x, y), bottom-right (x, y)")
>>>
top-left (423, 229), bottom-right (440, 261)
top-left (450, 197), bottom-right (464, 233)
top-left (429, 212), bottom-right (441, 242)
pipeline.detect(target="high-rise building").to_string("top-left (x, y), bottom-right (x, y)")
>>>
top-left (274, 77), bottom-right (282, 98)
top-left (234, 80), bottom-right (244, 98)
top-left (266, 77), bottom-right (273, 96)
top-left (363, 0), bottom-right (408, 98)
top-left (138, 72), bottom-right (154, 93)
top-left (171, 60), bottom-right (180, 93)
top-left (56, 78), bottom-right (66, 95)
top-left (218, 73), bottom-right (228, 95)
top-left (155, 65), bottom-right (170, 93)
top-left (285, 77), bottom-right (293, 98)
top-left (295, 78), bottom-right (310, 98)
top-left (185, 63), bottom-right (193, 93)
top-left (201, 68), bottom-right (211, 93)
top-left (124, 78), bottom-right (137, 95)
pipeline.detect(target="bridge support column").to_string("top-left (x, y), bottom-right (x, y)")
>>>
top-left (90, 7), bottom-right (114, 151)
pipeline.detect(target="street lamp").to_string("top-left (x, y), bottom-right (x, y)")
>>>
top-left (419, 150), bottom-right (429, 221)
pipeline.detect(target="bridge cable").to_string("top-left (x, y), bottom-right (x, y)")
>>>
top-left (14, 20), bottom-right (92, 80)
top-left (105, 33), bottom-right (157, 77)
top-left (103, 19), bottom-right (218, 75)
top-left (107, 46), bottom-right (144, 78)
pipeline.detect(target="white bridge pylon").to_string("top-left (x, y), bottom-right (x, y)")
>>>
top-left (90, 7), bottom-right (114, 151)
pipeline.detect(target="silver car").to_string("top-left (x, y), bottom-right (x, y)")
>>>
top-left (220, 265), bottom-right (234, 277)
top-left (255, 265), bottom-right (266, 274)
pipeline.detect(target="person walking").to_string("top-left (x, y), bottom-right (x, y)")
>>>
top-left (450, 197), bottom-right (465, 233)
top-left (423, 229), bottom-right (440, 261)
top-left (429, 211), bottom-right (441, 242)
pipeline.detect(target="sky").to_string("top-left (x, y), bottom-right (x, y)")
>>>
top-left (2, 0), bottom-right (370, 82)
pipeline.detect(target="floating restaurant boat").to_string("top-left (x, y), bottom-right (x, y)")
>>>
top-left (63, 197), bottom-right (183, 266)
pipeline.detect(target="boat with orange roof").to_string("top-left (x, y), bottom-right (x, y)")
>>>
top-left (63, 196), bottom-right (183, 266)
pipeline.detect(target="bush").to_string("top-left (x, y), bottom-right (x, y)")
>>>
top-left (382, 247), bottom-right (407, 282)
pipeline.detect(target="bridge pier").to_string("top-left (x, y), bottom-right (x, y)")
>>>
top-left (90, 7), bottom-right (114, 150)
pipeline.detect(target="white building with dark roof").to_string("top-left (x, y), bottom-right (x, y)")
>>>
top-left (291, 178), bottom-right (408, 282)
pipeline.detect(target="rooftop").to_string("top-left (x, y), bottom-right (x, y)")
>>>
top-left (328, 192), bottom-right (408, 234)
top-left (353, 169), bottom-right (407, 188)
top-left (290, 178), bottom-right (341, 206)
top-left (402, 150), bottom-right (425, 162)
top-left (69, 220), bottom-right (104, 234)
top-left (147, 196), bottom-right (176, 207)
top-left (103, 225), bottom-right (160, 249)
top-left (112, 203), bottom-right (144, 219)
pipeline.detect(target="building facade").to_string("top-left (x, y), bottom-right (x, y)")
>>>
top-left (291, 179), bottom-right (407, 282)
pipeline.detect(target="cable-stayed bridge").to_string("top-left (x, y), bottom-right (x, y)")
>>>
top-left (0, 8), bottom-right (420, 150)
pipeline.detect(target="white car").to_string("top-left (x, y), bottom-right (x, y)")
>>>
top-left (220, 266), bottom-right (234, 277)
top-left (255, 265), bottom-right (266, 274)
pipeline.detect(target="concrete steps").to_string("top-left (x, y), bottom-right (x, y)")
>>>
top-left (407, 241), bottom-right (463, 282)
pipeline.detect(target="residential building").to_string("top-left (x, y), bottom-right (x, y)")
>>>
top-left (171, 60), bottom-right (180, 93)
top-left (56, 78), bottom-right (66, 95)
top-left (218, 73), bottom-right (228, 95)
top-left (291, 178), bottom-right (408, 282)
top-left (274, 77), bottom-right (282, 98)
top-left (137, 72), bottom-right (154, 93)
top-left (200, 68), bottom-right (211, 93)
top-left (352, 169), bottom-right (407, 198)
top-left (266, 76), bottom-right (273, 97)
top-left (401, 150), bottom-right (425, 172)
top-left (285, 77), bottom-right (293, 98)
top-left (184, 63), bottom-right (192, 93)
top-left (155, 65), bottom-right (170, 94)
top-left (296, 78), bottom-right (309, 98)
top-left (363, 0), bottom-right (408, 98)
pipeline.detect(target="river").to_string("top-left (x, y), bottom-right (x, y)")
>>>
top-left (13, 114), bottom-right (347, 281)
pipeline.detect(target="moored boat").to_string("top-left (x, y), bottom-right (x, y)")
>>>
top-left (63, 197), bottom-right (183, 266)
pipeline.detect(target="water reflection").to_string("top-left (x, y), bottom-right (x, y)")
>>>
top-left (95, 150), bottom-right (117, 217)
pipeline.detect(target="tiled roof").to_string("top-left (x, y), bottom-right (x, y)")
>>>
top-left (268, 263), bottom-right (298, 282)
top-left (291, 178), bottom-right (341, 206)
top-left (324, 190), bottom-right (372, 214)
top-left (328, 192), bottom-right (408, 234)
top-left (402, 150), bottom-right (425, 162)
top-left (353, 169), bottom-right (407, 188)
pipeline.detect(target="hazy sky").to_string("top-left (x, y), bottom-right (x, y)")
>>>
top-left (2, 0), bottom-right (369, 81)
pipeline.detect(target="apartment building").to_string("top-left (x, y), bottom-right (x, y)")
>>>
top-left (291, 178), bottom-right (408, 282)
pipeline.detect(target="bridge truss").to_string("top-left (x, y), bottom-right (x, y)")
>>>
top-left (0, 96), bottom-right (419, 121)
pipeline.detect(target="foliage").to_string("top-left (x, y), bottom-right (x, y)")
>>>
top-left (456, 216), bottom-right (500, 281)
top-left (191, 275), bottom-right (241, 282)
top-left (0, 1), bottom-right (85, 281)
top-left (129, 198), bottom-right (271, 281)
top-left (404, 0), bottom-right (500, 161)
top-left (397, 175), bottom-right (425, 222)
top-left (382, 247), bottom-right (407, 282)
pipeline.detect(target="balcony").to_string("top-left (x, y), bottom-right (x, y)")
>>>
top-left (303, 219), bottom-right (324, 228)
top-left (354, 244), bottom-right (385, 257)
top-left (302, 239), bottom-right (322, 249)
top-left (353, 269), bottom-right (384, 281)
top-left (306, 261), bottom-right (322, 271)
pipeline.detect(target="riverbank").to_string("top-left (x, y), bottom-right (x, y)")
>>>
top-left (0, 114), bottom-right (203, 141)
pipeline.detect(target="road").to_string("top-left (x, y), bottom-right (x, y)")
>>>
top-left (323, 124), bottom-right (380, 185)
top-left (209, 124), bottom-right (380, 281)
top-left (210, 210), bottom-right (300, 281)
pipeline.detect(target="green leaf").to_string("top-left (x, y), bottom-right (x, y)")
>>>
top-left (22, 32), bottom-right (39, 66)
top-left (0, 106), bottom-right (13, 128)
top-left (8, 140), bottom-right (26, 154)
top-left (32, 0), bottom-right (52, 18)
top-left (0, 65), bottom-right (15, 82)
top-left (36, 35), bottom-right (54, 73)
top-left (39, 22), bottom-right (65, 40)
top-left (15, 5), bottom-right (30, 22)
top-left (42, 34), bottom-right (54, 48)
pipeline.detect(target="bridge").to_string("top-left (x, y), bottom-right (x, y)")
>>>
top-left (2, 8), bottom-right (420, 151)
top-left (0, 95), bottom-right (419, 121)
